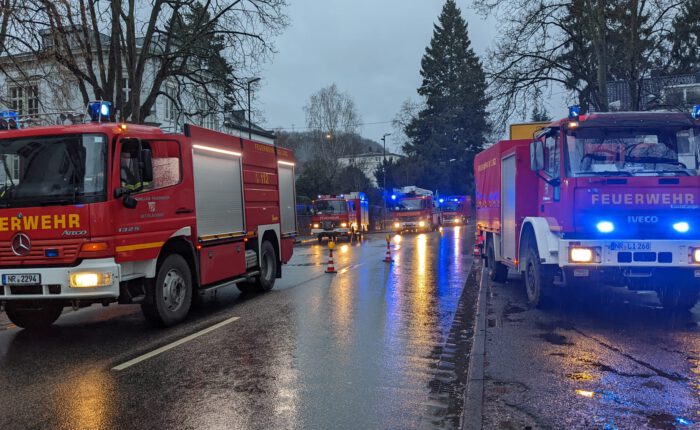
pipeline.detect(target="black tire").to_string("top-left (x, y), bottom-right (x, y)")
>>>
top-left (141, 254), bottom-right (193, 327)
top-left (317, 236), bottom-right (323, 244)
top-left (486, 238), bottom-right (508, 283)
top-left (523, 246), bottom-right (554, 308)
top-left (4, 301), bottom-right (63, 329)
top-left (238, 241), bottom-right (278, 294)
top-left (658, 285), bottom-right (699, 312)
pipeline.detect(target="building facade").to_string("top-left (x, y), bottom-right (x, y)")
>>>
top-left (337, 152), bottom-right (404, 187)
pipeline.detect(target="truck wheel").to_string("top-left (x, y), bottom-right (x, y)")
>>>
top-left (142, 254), bottom-right (193, 327)
top-left (4, 301), bottom-right (63, 329)
top-left (238, 241), bottom-right (278, 294)
top-left (658, 285), bottom-right (699, 312)
top-left (486, 238), bottom-right (508, 283)
top-left (317, 236), bottom-right (323, 244)
top-left (524, 247), bottom-right (553, 308)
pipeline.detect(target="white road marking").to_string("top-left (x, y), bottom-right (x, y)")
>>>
top-left (112, 316), bottom-right (240, 371)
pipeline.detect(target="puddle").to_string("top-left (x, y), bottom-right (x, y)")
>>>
top-left (537, 332), bottom-right (573, 346)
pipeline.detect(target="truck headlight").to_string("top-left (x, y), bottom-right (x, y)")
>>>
top-left (569, 247), bottom-right (594, 263)
top-left (394, 222), bottom-right (400, 229)
top-left (70, 272), bottom-right (113, 288)
top-left (419, 221), bottom-right (426, 227)
top-left (691, 248), bottom-right (700, 263)
top-left (312, 223), bottom-right (320, 229)
top-left (340, 222), bottom-right (348, 228)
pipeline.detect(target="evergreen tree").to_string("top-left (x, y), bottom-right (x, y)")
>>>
top-left (404, 0), bottom-right (489, 195)
top-left (668, 0), bottom-right (700, 74)
top-left (530, 105), bottom-right (550, 122)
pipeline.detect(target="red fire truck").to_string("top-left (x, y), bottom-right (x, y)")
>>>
top-left (0, 102), bottom-right (297, 328)
top-left (440, 195), bottom-right (473, 226)
top-left (475, 107), bottom-right (700, 311)
top-left (390, 186), bottom-right (440, 233)
top-left (310, 192), bottom-right (369, 242)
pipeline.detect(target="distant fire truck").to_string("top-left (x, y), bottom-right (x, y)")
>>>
top-left (439, 195), bottom-right (473, 225)
top-left (390, 186), bottom-right (440, 233)
top-left (0, 102), bottom-right (297, 328)
top-left (310, 192), bottom-right (369, 242)
top-left (475, 107), bottom-right (700, 310)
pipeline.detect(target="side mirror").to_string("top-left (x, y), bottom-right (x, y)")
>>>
top-left (140, 149), bottom-right (153, 183)
top-left (122, 195), bottom-right (138, 209)
top-left (530, 140), bottom-right (545, 171)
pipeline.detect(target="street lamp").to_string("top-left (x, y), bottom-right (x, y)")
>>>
top-left (246, 77), bottom-right (261, 140)
top-left (381, 132), bottom-right (391, 229)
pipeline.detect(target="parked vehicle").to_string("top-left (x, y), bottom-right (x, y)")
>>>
top-left (390, 186), bottom-right (440, 233)
top-left (475, 107), bottom-right (700, 310)
top-left (439, 195), bottom-right (473, 225)
top-left (0, 102), bottom-right (297, 328)
top-left (310, 192), bottom-right (368, 242)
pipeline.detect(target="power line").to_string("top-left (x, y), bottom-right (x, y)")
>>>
top-left (272, 120), bottom-right (395, 132)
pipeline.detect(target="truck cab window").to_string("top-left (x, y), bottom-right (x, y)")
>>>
top-left (544, 134), bottom-right (560, 178)
top-left (120, 140), bottom-right (149, 192)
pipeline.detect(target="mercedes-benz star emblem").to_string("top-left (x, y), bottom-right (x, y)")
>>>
top-left (11, 232), bottom-right (31, 256)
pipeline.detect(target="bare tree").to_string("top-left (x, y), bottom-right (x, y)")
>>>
top-left (476, 0), bottom-right (681, 124)
top-left (304, 83), bottom-right (361, 158)
top-left (0, 0), bottom-right (287, 123)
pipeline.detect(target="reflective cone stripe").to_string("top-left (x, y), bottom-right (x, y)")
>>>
top-left (384, 240), bottom-right (393, 263)
top-left (326, 248), bottom-right (337, 273)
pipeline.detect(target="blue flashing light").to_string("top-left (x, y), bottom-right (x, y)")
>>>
top-left (596, 221), bottom-right (615, 234)
top-left (88, 101), bottom-right (111, 122)
top-left (45, 249), bottom-right (59, 258)
top-left (568, 105), bottom-right (581, 119)
top-left (692, 105), bottom-right (700, 119)
top-left (0, 110), bottom-right (19, 129)
top-left (676, 417), bottom-right (692, 426)
top-left (391, 194), bottom-right (397, 200)
top-left (673, 221), bottom-right (690, 233)
top-left (439, 198), bottom-right (444, 204)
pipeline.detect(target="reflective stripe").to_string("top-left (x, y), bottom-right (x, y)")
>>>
top-left (115, 242), bottom-right (164, 253)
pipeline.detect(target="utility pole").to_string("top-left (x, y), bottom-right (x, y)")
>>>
top-left (381, 133), bottom-right (391, 230)
top-left (246, 77), bottom-right (261, 140)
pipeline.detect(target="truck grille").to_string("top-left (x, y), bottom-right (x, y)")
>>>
top-left (322, 221), bottom-right (336, 230)
top-left (616, 251), bottom-right (673, 264)
top-left (0, 240), bottom-right (82, 266)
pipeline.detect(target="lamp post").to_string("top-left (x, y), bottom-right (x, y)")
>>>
top-left (246, 77), bottom-right (261, 140)
top-left (381, 132), bottom-right (391, 229)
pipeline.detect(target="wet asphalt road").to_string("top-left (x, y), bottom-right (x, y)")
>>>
top-left (481, 269), bottom-right (700, 429)
top-left (0, 227), bottom-right (474, 430)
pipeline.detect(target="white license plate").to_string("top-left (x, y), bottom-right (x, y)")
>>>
top-left (2, 274), bottom-right (41, 285)
top-left (609, 242), bottom-right (651, 251)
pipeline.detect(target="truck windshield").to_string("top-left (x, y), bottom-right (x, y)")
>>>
top-left (391, 198), bottom-right (426, 211)
top-left (566, 127), bottom-right (700, 177)
top-left (0, 134), bottom-right (107, 208)
top-left (313, 200), bottom-right (347, 214)
top-left (441, 201), bottom-right (462, 212)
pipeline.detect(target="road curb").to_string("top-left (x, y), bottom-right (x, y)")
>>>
top-left (460, 263), bottom-right (487, 430)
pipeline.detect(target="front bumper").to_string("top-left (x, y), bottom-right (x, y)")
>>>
top-left (0, 258), bottom-right (121, 301)
top-left (312, 228), bottom-right (350, 237)
top-left (394, 221), bottom-right (428, 230)
top-left (558, 239), bottom-right (700, 270)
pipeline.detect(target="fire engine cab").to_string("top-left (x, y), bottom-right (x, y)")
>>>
top-left (475, 107), bottom-right (700, 311)
top-left (390, 186), bottom-right (440, 233)
top-left (310, 192), bottom-right (369, 242)
top-left (439, 195), bottom-right (473, 225)
top-left (0, 102), bottom-right (297, 328)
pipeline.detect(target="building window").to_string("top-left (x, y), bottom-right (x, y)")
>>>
top-left (9, 84), bottom-right (39, 115)
top-left (164, 85), bottom-right (177, 122)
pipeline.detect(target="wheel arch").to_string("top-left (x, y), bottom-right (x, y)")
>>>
top-left (518, 217), bottom-right (560, 271)
top-left (158, 236), bottom-right (199, 288)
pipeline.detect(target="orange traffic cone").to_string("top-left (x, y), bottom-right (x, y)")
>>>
top-left (326, 241), bottom-right (337, 274)
top-left (383, 235), bottom-right (393, 263)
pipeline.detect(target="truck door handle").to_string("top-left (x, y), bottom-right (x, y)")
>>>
top-left (176, 208), bottom-right (194, 214)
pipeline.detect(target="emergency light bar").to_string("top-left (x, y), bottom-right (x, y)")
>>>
top-left (88, 101), bottom-right (111, 122)
top-left (568, 105), bottom-right (581, 119)
top-left (692, 105), bottom-right (700, 119)
top-left (0, 110), bottom-right (19, 129)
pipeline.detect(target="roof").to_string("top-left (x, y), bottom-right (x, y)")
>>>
top-left (546, 110), bottom-right (698, 130)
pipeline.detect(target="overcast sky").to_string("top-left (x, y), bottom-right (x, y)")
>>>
top-left (256, 0), bottom-right (502, 151)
